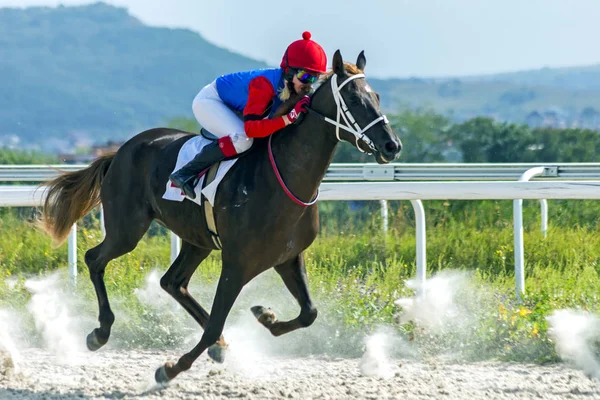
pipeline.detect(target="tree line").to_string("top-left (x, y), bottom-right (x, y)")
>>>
top-left (2, 110), bottom-right (600, 165)
top-left (333, 109), bottom-right (600, 164)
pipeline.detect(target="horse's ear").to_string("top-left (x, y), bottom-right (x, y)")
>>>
top-left (332, 50), bottom-right (345, 76)
top-left (356, 51), bottom-right (366, 71)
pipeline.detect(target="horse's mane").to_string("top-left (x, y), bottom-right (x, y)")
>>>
top-left (312, 62), bottom-right (363, 97)
top-left (319, 62), bottom-right (363, 82)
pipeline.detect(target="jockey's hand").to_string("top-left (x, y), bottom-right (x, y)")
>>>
top-left (286, 95), bottom-right (311, 124)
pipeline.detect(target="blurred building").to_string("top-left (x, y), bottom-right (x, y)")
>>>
top-left (59, 140), bottom-right (123, 164)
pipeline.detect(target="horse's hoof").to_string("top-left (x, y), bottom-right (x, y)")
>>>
top-left (86, 330), bottom-right (106, 352)
top-left (207, 344), bottom-right (226, 364)
top-left (251, 305), bottom-right (266, 319)
top-left (251, 306), bottom-right (277, 326)
top-left (155, 362), bottom-right (175, 384)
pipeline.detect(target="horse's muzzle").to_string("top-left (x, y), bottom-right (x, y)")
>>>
top-left (376, 140), bottom-right (402, 163)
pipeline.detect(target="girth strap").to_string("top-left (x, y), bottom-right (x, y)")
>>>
top-left (201, 162), bottom-right (222, 250)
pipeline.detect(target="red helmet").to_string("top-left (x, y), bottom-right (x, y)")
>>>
top-left (280, 31), bottom-right (327, 74)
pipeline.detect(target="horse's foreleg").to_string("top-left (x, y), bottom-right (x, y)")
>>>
top-left (156, 266), bottom-right (244, 383)
top-left (251, 253), bottom-right (318, 337)
top-left (160, 241), bottom-right (227, 363)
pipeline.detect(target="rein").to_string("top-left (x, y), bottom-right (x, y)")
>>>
top-left (268, 72), bottom-right (387, 207)
top-left (268, 134), bottom-right (319, 207)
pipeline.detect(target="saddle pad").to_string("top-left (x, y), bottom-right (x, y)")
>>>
top-left (162, 135), bottom-right (238, 207)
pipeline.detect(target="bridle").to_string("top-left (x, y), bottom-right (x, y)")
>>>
top-left (307, 73), bottom-right (389, 153)
top-left (269, 72), bottom-right (388, 206)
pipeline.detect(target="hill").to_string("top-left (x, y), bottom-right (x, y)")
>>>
top-left (368, 67), bottom-right (600, 128)
top-left (463, 64), bottom-right (600, 91)
top-left (0, 2), bottom-right (266, 151)
top-left (2, 2), bottom-right (600, 152)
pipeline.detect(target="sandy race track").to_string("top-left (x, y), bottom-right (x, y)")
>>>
top-left (1, 348), bottom-right (599, 399)
top-left (2, 272), bottom-right (600, 399)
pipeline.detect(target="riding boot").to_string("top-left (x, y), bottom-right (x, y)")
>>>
top-left (169, 141), bottom-right (228, 199)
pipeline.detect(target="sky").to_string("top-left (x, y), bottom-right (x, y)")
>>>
top-left (2, 0), bottom-right (600, 78)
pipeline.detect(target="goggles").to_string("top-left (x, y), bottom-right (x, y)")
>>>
top-left (295, 69), bottom-right (319, 84)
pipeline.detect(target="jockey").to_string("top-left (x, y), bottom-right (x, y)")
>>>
top-left (169, 31), bottom-right (328, 199)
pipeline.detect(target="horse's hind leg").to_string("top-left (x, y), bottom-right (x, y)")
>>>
top-left (159, 241), bottom-right (227, 363)
top-left (85, 206), bottom-right (151, 351)
top-left (251, 253), bottom-right (318, 337)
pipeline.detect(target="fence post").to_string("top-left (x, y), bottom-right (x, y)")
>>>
top-left (410, 199), bottom-right (426, 297)
top-left (540, 199), bottom-right (548, 238)
top-left (170, 232), bottom-right (181, 265)
top-left (68, 223), bottom-right (77, 284)
top-left (379, 199), bottom-right (388, 232)
top-left (514, 166), bottom-right (546, 300)
top-left (100, 205), bottom-right (105, 238)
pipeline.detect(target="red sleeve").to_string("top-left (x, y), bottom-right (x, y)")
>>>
top-left (243, 76), bottom-right (286, 138)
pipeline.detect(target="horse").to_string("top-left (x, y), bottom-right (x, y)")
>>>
top-left (40, 50), bottom-right (402, 383)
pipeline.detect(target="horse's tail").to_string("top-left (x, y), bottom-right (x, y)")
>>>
top-left (40, 153), bottom-right (115, 247)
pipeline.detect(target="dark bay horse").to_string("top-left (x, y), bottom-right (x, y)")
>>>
top-left (40, 50), bottom-right (402, 383)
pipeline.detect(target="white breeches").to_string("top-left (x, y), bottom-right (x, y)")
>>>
top-left (192, 81), bottom-right (253, 154)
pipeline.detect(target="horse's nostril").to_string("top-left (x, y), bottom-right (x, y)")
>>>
top-left (385, 141), bottom-right (399, 154)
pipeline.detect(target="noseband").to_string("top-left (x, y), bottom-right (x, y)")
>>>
top-left (308, 73), bottom-right (389, 153)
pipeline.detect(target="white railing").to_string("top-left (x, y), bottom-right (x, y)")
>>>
top-left (4, 162), bottom-right (600, 182)
top-left (7, 179), bottom-right (600, 205)
top-left (3, 163), bottom-right (600, 299)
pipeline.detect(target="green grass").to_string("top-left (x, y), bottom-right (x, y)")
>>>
top-left (1, 202), bottom-right (600, 362)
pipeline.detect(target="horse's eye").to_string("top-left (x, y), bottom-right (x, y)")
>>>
top-left (350, 96), bottom-right (362, 106)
